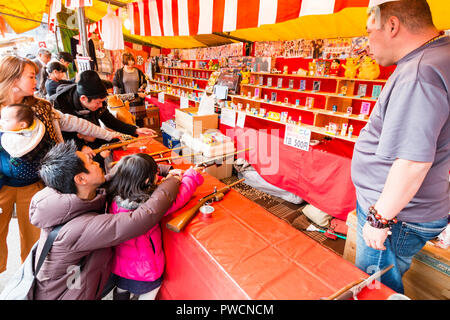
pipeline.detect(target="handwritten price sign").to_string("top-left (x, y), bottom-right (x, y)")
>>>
top-left (284, 124), bottom-right (311, 151)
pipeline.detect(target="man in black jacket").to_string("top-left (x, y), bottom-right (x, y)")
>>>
top-left (50, 70), bottom-right (155, 165)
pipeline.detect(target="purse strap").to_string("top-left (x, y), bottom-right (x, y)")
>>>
top-left (35, 224), bottom-right (64, 275)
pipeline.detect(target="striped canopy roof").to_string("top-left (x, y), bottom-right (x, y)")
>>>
top-left (0, 0), bottom-right (449, 48)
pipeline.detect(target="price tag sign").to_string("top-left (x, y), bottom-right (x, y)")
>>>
top-left (76, 56), bottom-right (91, 73)
top-left (180, 97), bottom-right (189, 109)
top-left (158, 92), bottom-right (165, 103)
top-left (284, 124), bottom-right (311, 151)
top-left (236, 111), bottom-right (246, 128)
top-left (220, 107), bottom-right (236, 127)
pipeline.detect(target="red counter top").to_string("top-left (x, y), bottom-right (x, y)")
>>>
top-left (114, 138), bottom-right (395, 300)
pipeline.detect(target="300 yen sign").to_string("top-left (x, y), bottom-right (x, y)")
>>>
top-left (284, 124), bottom-right (311, 151)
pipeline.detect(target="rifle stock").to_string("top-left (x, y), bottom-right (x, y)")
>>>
top-left (93, 136), bottom-right (155, 154)
top-left (166, 178), bottom-right (244, 233)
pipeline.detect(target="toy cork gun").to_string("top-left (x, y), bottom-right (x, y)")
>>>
top-left (154, 152), bottom-right (203, 163)
top-left (166, 178), bottom-right (245, 233)
top-left (93, 136), bottom-right (156, 154)
top-left (148, 146), bottom-right (185, 158)
top-left (153, 147), bottom-right (250, 164)
top-left (322, 264), bottom-right (394, 300)
top-left (194, 148), bottom-right (250, 168)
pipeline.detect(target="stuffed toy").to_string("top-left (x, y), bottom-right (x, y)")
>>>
top-left (357, 56), bottom-right (380, 80)
top-left (107, 95), bottom-right (136, 126)
top-left (329, 59), bottom-right (340, 77)
top-left (342, 58), bottom-right (359, 78)
top-left (241, 70), bottom-right (251, 84)
top-left (308, 59), bottom-right (317, 76)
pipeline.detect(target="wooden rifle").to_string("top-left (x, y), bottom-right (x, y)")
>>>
top-left (166, 178), bottom-right (245, 233)
top-left (92, 136), bottom-right (156, 154)
top-left (148, 146), bottom-right (185, 157)
top-left (194, 148), bottom-right (250, 168)
top-left (154, 147), bottom-right (249, 164)
top-left (322, 264), bottom-right (394, 300)
top-left (109, 149), bottom-right (199, 167)
top-left (154, 152), bottom-right (203, 163)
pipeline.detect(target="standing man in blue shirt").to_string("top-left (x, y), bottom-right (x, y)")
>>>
top-left (351, 0), bottom-right (449, 294)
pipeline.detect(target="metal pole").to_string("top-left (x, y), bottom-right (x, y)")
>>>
top-left (54, 26), bottom-right (60, 52)
top-left (76, 7), bottom-right (89, 57)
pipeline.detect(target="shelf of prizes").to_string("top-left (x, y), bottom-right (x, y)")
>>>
top-left (112, 138), bottom-right (395, 300)
top-left (144, 59), bottom-right (391, 221)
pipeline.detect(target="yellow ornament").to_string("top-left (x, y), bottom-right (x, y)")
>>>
top-left (357, 56), bottom-right (380, 80)
top-left (342, 58), bottom-right (360, 79)
top-left (308, 60), bottom-right (317, 76)
top-left (241, 71), bottom-right (251, 84)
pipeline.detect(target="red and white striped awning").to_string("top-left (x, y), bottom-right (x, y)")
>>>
top-left (127, 0), bottom-right (370, 37)
top-left (65, 0), bottom-right (93, 9)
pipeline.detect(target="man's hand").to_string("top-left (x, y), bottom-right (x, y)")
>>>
top-left (81, 145), bottom-right (96, 158)
top-left (362, 222), bottom-right (390, 251)
top-left (136, 127), bottom-right (156, 136)
top-left (137, 92), bottom-right (147, 99)
top-left (100, 150), bottom-right (111, 159)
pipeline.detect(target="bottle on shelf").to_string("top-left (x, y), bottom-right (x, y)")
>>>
top-left (348, 125), bottom-right (354, 138)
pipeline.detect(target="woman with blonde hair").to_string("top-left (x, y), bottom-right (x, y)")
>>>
top-left (0, 55), bottom-right (119, 274)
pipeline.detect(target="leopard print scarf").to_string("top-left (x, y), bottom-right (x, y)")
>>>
top-left (22, 96), bottom-right (59, 143)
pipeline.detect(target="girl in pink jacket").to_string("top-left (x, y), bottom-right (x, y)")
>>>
top-left (105, 153), bottom-right (204, 300)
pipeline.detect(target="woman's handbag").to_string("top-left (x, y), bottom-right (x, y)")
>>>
top-left (0, 224), bottom-right (63, 300)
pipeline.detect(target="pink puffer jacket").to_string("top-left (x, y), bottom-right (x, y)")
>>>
top-left (109, 168), bottom-right (204, 282)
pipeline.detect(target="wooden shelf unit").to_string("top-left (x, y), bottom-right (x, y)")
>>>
top-left (220, 106), bottom-right (359, 143)
top-left (233, 72), bottom-right (387, 142)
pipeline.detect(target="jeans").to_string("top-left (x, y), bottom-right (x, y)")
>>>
top-left (355, 202), bottom-right (447, 293)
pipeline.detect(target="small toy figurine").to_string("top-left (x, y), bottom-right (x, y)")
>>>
top-left (308, 59), bottom-right (317, 76)
top-left (208, 59), bottom-right (214, 70)
top-left (283, 65), bottom-right (289, 75)
top-left (358, 56), bottom-right (380, 80)
top-left (241, 70), bottom-right (251, 84)
top-left (329, 59), bottom-right (340, 77)
top-left (297, 68), bottom-right (308, 76)
top-left (342, 58), bottom-right (359, 78)
top-left (340, 85), bottom-right (348, 96)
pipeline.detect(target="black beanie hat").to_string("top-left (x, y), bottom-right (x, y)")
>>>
top-left (76, 70), bottom-right (107, 98)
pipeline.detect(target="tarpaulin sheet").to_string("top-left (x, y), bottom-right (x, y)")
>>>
top-left (220, 123), bottom-right (356, 221)
top-left (113, 139), bottom-right (394, 300)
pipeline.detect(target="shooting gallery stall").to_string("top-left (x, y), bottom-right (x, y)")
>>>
top-left (5, 0), bottom-right (449, 300)
top-left (113, 138), bottom-right (395, 299)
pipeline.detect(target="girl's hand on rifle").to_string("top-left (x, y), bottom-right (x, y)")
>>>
top-left (193, 164), bottom-right (206, 173)
top-left (168, 169), bottom-right (184, 178)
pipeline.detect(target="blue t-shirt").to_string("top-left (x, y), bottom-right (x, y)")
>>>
top-left (351, 36), bottom-right (450, 223)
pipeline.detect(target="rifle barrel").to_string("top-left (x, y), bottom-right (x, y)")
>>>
top-left (155, 152), bottom-right (203, 162)
top-left (93, 136), bottom-right (155, 154)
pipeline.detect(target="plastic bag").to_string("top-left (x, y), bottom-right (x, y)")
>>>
top-left (197, 92), bottom-right (216, 115)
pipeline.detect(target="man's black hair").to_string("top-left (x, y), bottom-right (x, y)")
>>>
top-left (57, 52), bottom-right (74, 63)
top-left (39, 140), bottom-right (88, 194)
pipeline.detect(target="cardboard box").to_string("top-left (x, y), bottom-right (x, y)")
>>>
top-left (180, 133), bottom-right (235, 180)
top-left (343, 210), bottom-right (450, 300)
top-left (143, 107), bottom-right (160, 131)
top-left (175, 107), bottom-right (218, 138)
